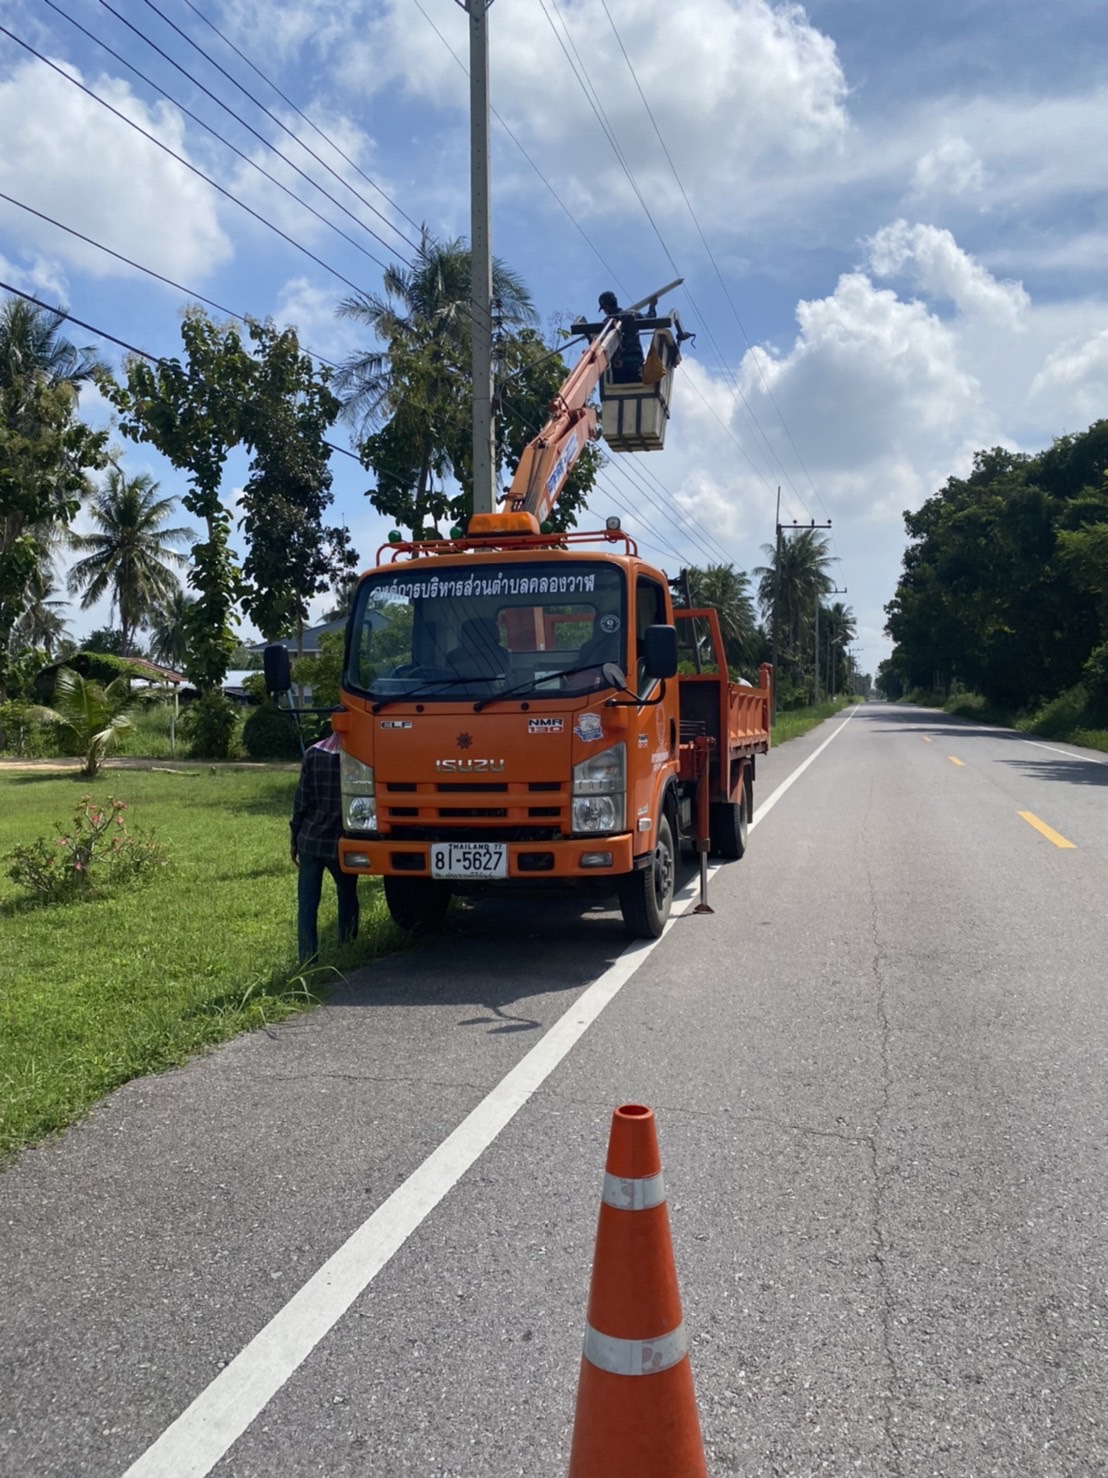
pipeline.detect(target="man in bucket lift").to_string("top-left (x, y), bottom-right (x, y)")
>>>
top-left (597, 290), bottom-right (646, 384)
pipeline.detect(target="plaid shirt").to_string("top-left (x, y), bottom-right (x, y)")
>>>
top-left (290, 734), bottom-right (344, 860)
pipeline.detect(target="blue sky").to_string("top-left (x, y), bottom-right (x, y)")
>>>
top-left (3, 0), bottom-right (1107, 677)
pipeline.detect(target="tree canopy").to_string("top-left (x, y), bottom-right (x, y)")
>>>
top-left (884, 420), bottom-right (1108, 711)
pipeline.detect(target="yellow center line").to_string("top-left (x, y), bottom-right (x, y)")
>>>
top-left (1018, 811), bottom-right (1076, 848)
top-left (947, 756), bottom-right (964, 766)
top-left (922, 736), bottom-right (933, 743)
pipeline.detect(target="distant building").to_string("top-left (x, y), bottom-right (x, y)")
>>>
top-left (246, 612), bottom-right (385, 663)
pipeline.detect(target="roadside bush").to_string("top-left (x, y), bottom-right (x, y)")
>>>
top-left (0, 701), bottom-right (56, 758)
top-left (242, 703), bottom-right (302, 760)
top-left (182, 689), bottom-right (240, 759)
top-left (6, 796), bottom-right (172, 902)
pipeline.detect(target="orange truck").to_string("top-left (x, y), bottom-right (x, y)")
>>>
top-left (326, 293), bottom-right (772, 938)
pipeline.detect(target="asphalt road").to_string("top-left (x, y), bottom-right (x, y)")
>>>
top-left (3, 704), bottom-right (1107, 1477)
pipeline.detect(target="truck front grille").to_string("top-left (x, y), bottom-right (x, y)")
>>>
top-left (380, 778), bottom-right (569, 837)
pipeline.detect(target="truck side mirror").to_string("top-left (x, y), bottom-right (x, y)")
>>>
top-left (642, 624), bottom-right (678, 680)
top-left (263, 643), bottom-right (291, 695)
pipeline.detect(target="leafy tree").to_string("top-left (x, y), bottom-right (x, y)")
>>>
top-left (29, 665), bottom-right (144, 777)
top-left (102, 310), bottom-right (253, 691)
top-left (66, 465), bottom-right (194, 653)
top-left (80, 627), bottom-right (142, 659)
top-left (236, 320), bottom-right (356, 640)
top-left (0, 298), bottom-right (109, 695)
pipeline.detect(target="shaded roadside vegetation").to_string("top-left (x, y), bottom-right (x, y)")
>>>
top-left (879, 419), bottom-right (1108, 754)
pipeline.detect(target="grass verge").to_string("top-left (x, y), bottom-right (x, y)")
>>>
top-left (772, 695), bottom-right (857, 745)
top-left (0, 766), bottom-right (407, 1161)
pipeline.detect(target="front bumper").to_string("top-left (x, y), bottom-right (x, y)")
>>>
top-left (339, 833), bottom-right (637, 879)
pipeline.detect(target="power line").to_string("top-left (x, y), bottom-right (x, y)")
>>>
top-left (0, 190), bottom-right (340, 368)
top-left (114, 0), bottom-right (420, 258)
top-left (0, 280), bottom-right (364, 464)
top-left (0, 25), bottom-right (372, 297)
top-left (178, 0), bottom-right (425, 240)
top-left (37, 2), bottom-right (402, 277)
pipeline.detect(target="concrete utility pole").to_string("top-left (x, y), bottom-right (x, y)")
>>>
top-left (460, 0), bottom-right (496, 516)
top-left (826, 586), bottom-right (847, 699)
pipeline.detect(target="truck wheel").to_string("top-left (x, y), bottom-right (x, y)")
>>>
top-left (710, 791), bottom-right (748, 860)
top-left (618, 815), bottom-right (675, 939)
top-left (383, 876), bottom-right (452, 932)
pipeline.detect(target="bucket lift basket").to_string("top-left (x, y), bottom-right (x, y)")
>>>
top-left (599, 327), bottom-right (681, 452)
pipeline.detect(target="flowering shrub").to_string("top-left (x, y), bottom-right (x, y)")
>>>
top-left (5, 797), bottom-right (172, 902)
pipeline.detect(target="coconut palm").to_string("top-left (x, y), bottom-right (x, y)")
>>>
top-left (29, 666), bottom-right (144, 777)
top-left (146, 584), bottom-right (196, 670)
top-left (334, 229), bottom-right (537, 434)
top-left (0, 297), bottom-right (103, 398)
top-left (822, 601), bottom-right (857, 697)
top-left (67, 467), bottom-right (195, 653)
top-left (13, 563), bottom-right (70, 656)
top-left (755, 528), bottom-right (836, 686)
top-left (681, 564), bottom-right (759, 673)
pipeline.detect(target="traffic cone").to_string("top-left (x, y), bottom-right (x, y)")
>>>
top-left (567, 1103), bottom-right (708, 1477)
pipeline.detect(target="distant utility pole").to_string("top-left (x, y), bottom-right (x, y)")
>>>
top-left (825, 586), bottom-right (847, 701)
top-left (771, 513), bottom-right (832, 720)
top-left (459, 0), bottom-right (496, 517)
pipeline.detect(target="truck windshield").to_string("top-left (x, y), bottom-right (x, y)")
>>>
top-left (345, 561), bottom-right (626, 703)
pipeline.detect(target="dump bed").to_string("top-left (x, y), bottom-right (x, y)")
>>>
top-left (674, 609), bottom-right (771, 802)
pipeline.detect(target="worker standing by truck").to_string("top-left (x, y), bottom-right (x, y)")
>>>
top-left (290, 731), bottom-right (359, 961)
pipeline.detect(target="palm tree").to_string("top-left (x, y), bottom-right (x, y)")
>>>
top-left (146, 584), bottom-right (196, 670)
top-left (13, 562), bottom-right (70, 656)
top-left (334, 230), bottom-right (537, 434)
top-left (0, 297), bottom-right (103, 399)
top-left (755, 528), bottom-right (836, 690)
top-left (822, 601), bottom-right (857, 697)
top-left (67, 467), bottom-right (195, 653)
top-left (29, 666), bottom-right (144, 777)
top-left (681, 565), bottom-right (759, 674)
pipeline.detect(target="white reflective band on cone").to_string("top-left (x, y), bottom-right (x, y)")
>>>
top-left (582, 1321), bottom-right (688, 1376)
top-left (601, 1170), bottom-right (666, 1210)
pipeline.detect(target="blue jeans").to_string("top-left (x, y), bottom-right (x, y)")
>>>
top-left (297, 854), bottom-right (359, 962)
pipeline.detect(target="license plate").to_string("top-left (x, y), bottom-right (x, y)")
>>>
top-left (430, 842), bottom-right (508, 879)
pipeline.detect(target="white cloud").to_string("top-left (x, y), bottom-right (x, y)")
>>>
top-left (336, 0), bottom-right (849, 229)
top-left (867, 220), bottom-right (1029, 326)
top-left (909, 137), bottom-right (987, 201)
top-left (1030, 326), bottom-right (1108, 424)
top-left (0, 58), bottom-right (232, 283)
top-left (0, 250), bottom-right (68, 303)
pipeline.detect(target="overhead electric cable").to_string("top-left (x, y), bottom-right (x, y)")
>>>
top-left (0, 26), bottom-right (373, 296)
top-left (178, 0), bottom-right (425, 239)
top-left (596, 0), bottom-right (828, 521)
top-left (410, 0), bottom-right (628, 297)
top-left (37, 3), bottom-right (403, 278)
top-left (0, 191), bottom-right (340, 368)
top-left (0, 281), bottom-right (363, 464)
top-left (90, 0), bottom-right (420, 260)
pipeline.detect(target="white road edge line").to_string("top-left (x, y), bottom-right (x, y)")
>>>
top-left (120, 708), bottom-right (857, 1478)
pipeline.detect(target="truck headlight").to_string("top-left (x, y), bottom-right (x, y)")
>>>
top-left (572, 743), bottom-right (625, 833)
top-left (341, 751), bottom-right (376, 831)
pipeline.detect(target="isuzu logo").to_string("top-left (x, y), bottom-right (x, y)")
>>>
top-left (436, 758), bottom-right (506, 773)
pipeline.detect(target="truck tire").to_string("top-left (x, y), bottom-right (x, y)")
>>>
top-left (710, 790), bottom-right (748, 860)
top-left (618, 814), bottom-right (675, 939)
top-left (383, 876), bottom-right (452, 932)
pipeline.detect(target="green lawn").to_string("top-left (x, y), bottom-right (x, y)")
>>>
top-left (0, 765), bottom-right (407, 1160)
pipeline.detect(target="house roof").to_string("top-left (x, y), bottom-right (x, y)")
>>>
top-left (247, 612), bottom-right (384, 654)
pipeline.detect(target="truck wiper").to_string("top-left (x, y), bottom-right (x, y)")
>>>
top-left (472, 664), bottom-right (619, 711)
top-left (370, 675), bottom-right (487, 713)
